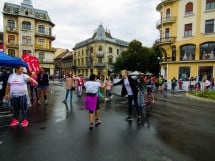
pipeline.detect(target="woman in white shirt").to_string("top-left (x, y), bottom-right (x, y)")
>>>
top-left (84, 74), bottom-right (105, 129)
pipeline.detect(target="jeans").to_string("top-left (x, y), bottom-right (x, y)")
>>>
top-left (10, 95), bottom-right (28, 120)
top-left (77, 86), bottom-right (83, 96)
top-left (106, 90), bottom-right (112, 98)
top-left (30, 86), bottom-right (38, 100)
top-left (137, 90), bottom-right (145, 107)
top-left (163, 89), bottom-right (167, 97)
top-left (128, 95), bottom-right (140, 116)
top-left (65, 89), bottom-right (73, 101)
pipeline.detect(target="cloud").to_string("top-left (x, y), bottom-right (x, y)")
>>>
top-left (0, 0), bottom-right (161, 48)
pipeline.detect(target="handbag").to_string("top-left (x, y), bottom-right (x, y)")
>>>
top-left (71, 87), bottom-right (75, 91)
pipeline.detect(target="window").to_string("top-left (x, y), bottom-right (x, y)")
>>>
top-left (109, 47), bottom-right (113, 53)
top-left (38, 52), bottom-right (45, 59)
top-left (38, 38), bottom-right (45, 47)
top-left (180, 44), bottom-right (195, 61)
top-left (200, 42), bottom-right (215, 60)
top-left (184, 24), bottom-right (192, 37)
top-left (23, 50), bottom-right (31, 55)
top-left (8, 49), bottom-right (15, 57)
top-left (8, 35), bottom-right (15, 44)
top-left (165, 28), bottom-right (170, 39)
top-left (205, 19), bottom-right (214, 33)
top-left (117, 49), bottom-right (120, 55)
top-left (98, 46), bottom-right (103, 51)
top-left (185, 2), bottom-right (193, 15)
top-left (7, 20), bottom-right (15, 29)
top-left (198, 66), bottom-right (213, 80)
top-left (82, 58), bottom-right (84, 65)
top-left (178, 67), bottom-right (190, 81)
top-left (172, 46), bottom-right (176, 61)
top-left (22, 36), bottom-right (31, 45)
top-left (22, 21), bottom-right (31, 30)
top-left (108, 57), bottom-right (113, 65)
top-left (90, 47), bottom-right (93, 53)
top-left (38, 25), bottom-right (45, 33)
top-left (206, 0), bottom-right (215, 10)
top-left (166, 8), bottom-right (170, 19)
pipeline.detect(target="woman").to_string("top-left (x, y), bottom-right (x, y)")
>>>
top-left (37, 68), bottom-right (49, 105)
top-left (62, 72), bottom-right (78, 103)
top-left (4, 65), bottom-right (38, 127)
top-left (29, 72), bottom-right (38, 102)
top-left (84, 74), bottom-right (105, 129)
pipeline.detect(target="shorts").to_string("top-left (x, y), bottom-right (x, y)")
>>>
top-left (37, 85), bottom-right (47, 89)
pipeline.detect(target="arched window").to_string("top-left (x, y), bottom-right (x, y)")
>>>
top-left (22, 21), bottom-right (31, 30)
top-left (165, 28), bottom-right (170, 39)
top-left (200, 42), bottom-right (215, 60)
top-left (185, 2), bottom-right (193, 15)
top-left (166, 8), bottom-right (170, 19)
top-left (180, 44), bottom-right (195, 61)
top-left (38, 25), bottom-right (45, 33)
top-left (108, 47), bottom-right (113, 53)
top-left (7, 19), bottom-right (15, 29)
top-left (98, 46), bottom-right (103, 51)
top-left (206, 0), bottom-right (215, 10)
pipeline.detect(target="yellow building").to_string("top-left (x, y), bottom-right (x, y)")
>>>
top-left (156, 0), bottom-right (215, 81)
top-left (3, 0), bottom-right (55, 74)
top-left (73, 24), bottom-right (129, 76)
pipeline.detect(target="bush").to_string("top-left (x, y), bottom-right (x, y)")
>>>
top-left (188, 91), bottom-right (215, 100)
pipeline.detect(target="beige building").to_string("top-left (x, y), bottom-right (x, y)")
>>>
top-left (3, 0), bottom-right (55, 74)
top-left (73, 24), bottom-right (129, 76)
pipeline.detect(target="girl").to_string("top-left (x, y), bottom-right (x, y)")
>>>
top-left (84, 74), bottom-right (105, 129)
top-left (104, 76), bottom-right (113, 101)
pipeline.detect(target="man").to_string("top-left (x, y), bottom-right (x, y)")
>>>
top-left (114, 70), bottom-right (141, 124)
top-left (37, 68), bottom-right (49, 105)
top-left (0, 67), bottom-right (11, 103)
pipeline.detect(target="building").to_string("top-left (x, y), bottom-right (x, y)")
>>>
top-left (54, 48), bottom-right (68, 58)
top-left (3, 0), bottom-right (55, 74)
top-left (73, 24), bottom-right (129, 76)
top-left (155, 0), bottom-right (215, 81)
top-left (54, 50), bottom-right (73, 76)
top-left (0, 32), bottom-right (3, 51)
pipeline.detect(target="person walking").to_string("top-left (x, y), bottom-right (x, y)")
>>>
top-left (104, 76), bottom-right (113, 101)
top-left (171, 77), bottom-right (177, 94)
top-left (113, 70), bottom-right (141, 124)
top-left (29, 72), bottom-right (38, 102)
top-left (77, 74), bottom-right (84, 97)
top-left (4, 65), bottom-right (38, 127)
top-left (62, 72), bottom-right (78, 104)
top-left (84, 74), bottom-right (105, 129)
top-left (37, 68), bottom-right (49, 105)
top-left (163, 80), bottom-right (168, 97)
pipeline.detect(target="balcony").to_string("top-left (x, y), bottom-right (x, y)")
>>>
top-left (156, 17), bottom-right (176, 28)
top-left (6, 42), bottom-right (18, 48)
top-left (6, 27), bottom-right (18, 33)
top-left (155, 37), bottom-right (176, 46)
top-left (156, 0), bottom-right (177, 11)
top-left (35, 44), bottom-right (56, 52)
top-left (39, 58), bottom-right (54, 64)
top-left (95, 63), bottom-right (106, 68)
top-left (35, 31), bottom-right (56, 40)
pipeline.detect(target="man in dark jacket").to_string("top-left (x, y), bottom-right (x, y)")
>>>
top-left (37, 68), bottom-right (49, 105)
top-left (114, 70), bottom-right (141, 124)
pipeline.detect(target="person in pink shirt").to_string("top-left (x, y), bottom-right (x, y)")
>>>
top-left (77, 74), bottom-right (84, 97)
top-left (29, 72), bottom-right (38, 102)
top-left (104, 76), bottom-right (113, 101)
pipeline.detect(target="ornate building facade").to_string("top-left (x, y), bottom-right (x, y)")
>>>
top-left (73, 24), bottom-right (129, 76)
top-left (156, 0), bottom-right (215, 80)
top-left (3, 0), bottom-right (55, 74)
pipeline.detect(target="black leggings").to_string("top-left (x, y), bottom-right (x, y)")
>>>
top-left (89, 97), bottom-right (100, 113)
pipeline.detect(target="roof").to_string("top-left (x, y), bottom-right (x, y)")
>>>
top-left (54, 51), bottom-right (69, 60)
top-left (3, 0), bottom-right (54, 26)
top-left (74, 24), bottom-right (129, 49)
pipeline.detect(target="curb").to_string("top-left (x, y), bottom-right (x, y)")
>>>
top-left (186, 93), bottom-right (215, 103)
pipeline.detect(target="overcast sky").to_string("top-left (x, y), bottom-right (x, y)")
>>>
top-left (0, 0), bottom-right (161, 49)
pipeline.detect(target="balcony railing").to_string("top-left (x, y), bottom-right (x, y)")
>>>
top-left (6, 42), bottom-right (18, 48)
top-left (155, 37), bottom-right (176, 46)
top-left (35, 31), bottom-right (56, 40)
top-left (35, 44), bottom-right (55, 52)
top-left (156, 16), bottom-right (176, 28)
top-left (95, 63), bottom-right (106, 68)
top-left (6, 27), bottom-right (18, 33)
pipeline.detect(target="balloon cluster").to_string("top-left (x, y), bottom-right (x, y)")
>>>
top-left (22, 54), bottom-right (40, 74)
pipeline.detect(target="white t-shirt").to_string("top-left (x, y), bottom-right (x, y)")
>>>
top-left (205, 80), bottom-right (211, 87)
top-left (124, 78), bottom-right (133, 96)
top-left (8, 73), bottom-right (29, 96)
top-left (85, 81), bottom-right (101, 94)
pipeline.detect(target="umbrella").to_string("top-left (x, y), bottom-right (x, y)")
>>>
top-left (0, 51), bottom-right (28, 67)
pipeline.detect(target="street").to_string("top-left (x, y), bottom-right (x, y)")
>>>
top-left (0, 84), bottom-right (215, 161)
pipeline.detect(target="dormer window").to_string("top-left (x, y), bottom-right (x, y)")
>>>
top-left (98, 46), bottom-right (103, 51)
top-left (25, 10), bottom-right (29, 15)
top-left (22, 21), bottom-right (31, 30)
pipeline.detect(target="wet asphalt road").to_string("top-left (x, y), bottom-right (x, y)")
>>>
top-left (0, 84), bottom-right (215, 161)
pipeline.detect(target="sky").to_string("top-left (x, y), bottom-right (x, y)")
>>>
top-left (0, 0), bottom-right (161, 49)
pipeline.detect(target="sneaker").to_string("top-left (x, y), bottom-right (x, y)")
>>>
top-left (44, 100), bottom-right (48, 105)
top-left (62, 100), bottom-right (67, 103)
top-left (37, 101), bottom-right (41, 105)
top-left (21, 119), bottom-right (29, 127)
top-left (95, 119), bottom-right (101, 126)
top-left (110, 95), bottom-right (114, 99)
top-left (10, 119), bottom-right (19, 127)
top-left (125, 116), bottom-right (133, 121)
top-left (137, 117), bottom-right (141, 125)
top-left (89, 122), bottom-right (94, 130)
top-left (105, 98), bottom-right (109, 101)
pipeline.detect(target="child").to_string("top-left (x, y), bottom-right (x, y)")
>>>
top-left (178, 79), bottom-right (183, 90)
top-left (163, 80), bottom-right (168, 97)
top-left (77, 74), bottom-right (84, 97)
top-left (104, 76), bottom-right (113, 101)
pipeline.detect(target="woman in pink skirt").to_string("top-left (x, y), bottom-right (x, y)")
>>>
top-left (84, 74), bottom-right (105, 129)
